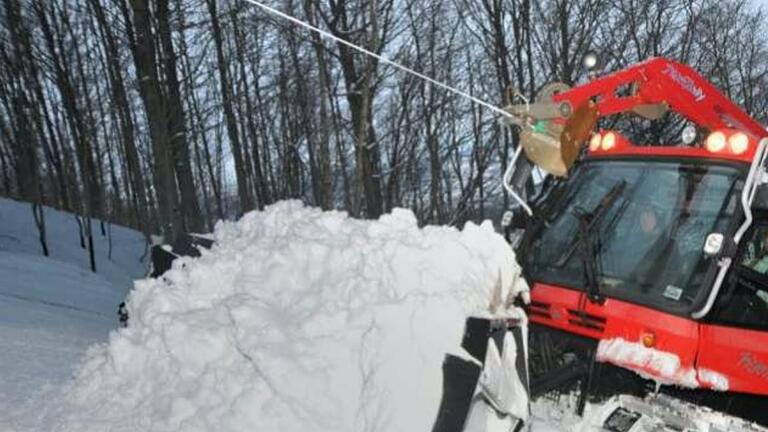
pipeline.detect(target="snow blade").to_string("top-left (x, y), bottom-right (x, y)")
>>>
top-left (431, 355), bottom-right (483, 432)
top-left (432, 317), bottom-right (530, 432)
top-left (150, 233), bottom-right (213, 277)
top-left (461, 317), bottom-right (501, 362)
top-left (461, 317), bottom-right (530, 398)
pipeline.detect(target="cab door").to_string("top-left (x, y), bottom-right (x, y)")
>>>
top-left (696, 223), bottom-right (768, 394)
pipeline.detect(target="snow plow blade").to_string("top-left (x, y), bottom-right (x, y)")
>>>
top-left (432, 316), bottom-right (529, 432)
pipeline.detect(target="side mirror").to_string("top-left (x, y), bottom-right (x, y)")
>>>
top-left (753, 184), bottom-right (768, 211)
top-left (703, 233), bottom-right (724, 257)
top-left (502, 207), bottom-right (530, 244)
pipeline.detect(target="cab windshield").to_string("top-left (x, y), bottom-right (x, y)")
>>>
top-left (524, 160), bottom-right (743, 308)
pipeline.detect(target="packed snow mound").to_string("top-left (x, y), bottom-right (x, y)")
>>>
top-left (37, 201), bottom-right (525, 432)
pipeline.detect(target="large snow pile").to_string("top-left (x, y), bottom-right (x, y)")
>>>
top-left (33, 201), bottom-right (525, 432)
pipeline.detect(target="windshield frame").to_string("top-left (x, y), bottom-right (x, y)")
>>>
top-left (518, 155), bottom-right (749, 317)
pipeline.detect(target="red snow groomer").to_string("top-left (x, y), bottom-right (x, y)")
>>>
top-left (498, 57), bottom-right (768, 430)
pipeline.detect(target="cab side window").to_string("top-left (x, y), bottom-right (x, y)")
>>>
top-left (709, 224), bottom-right (768, 330)
top-left (741, 225), bottom-right (768, 274)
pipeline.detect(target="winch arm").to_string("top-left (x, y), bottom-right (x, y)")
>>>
top-left (550, 57), bottom-right (765, 139)
top-left (498, 57), bottom-right (767, 214)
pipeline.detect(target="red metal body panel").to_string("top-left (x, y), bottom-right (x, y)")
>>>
top-left (529, 283), bottom-right (699, 369)
top-left (697, 324), bottom-right (768, 395)
top-left (529, 283), bottom-right (768, 394)
top-left (551, 57), bottom-right (766, 141)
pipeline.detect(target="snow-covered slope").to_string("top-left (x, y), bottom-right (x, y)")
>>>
top-left (0, 254), bottom-right (119, 410)
top-left (0, 197), bottom-right (146, 424)
top-left (0, 197), bottom-right (146, 287)
top-left (15, 200), bottom-right (525, 432)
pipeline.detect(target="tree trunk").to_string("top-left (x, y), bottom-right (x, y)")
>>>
top-left (157, 0), bottom-right (203, 233)
top-left (89, 0), bottom-right (151, 237)
top-left (124, 0), bottom-right (179, 240)
top-left (205, 0), bottom-right (254, 214)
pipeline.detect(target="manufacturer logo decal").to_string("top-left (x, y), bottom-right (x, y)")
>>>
top-left (739, 352), bottom-right (768, 381)
top-left (663, 64), bottom-right (706, 102)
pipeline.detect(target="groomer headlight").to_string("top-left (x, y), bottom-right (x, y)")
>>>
top-left (704, 129), bottom-right (753, 156)
top-left (705, 131), bottom-right (727, 153)
top-left (583, 51), bottom-right (599, 71)
top-left (729, 132), bottom-right (749, 155)
top-left (588, 130), bottom-right (631, 153)
top-left (601, 132), bottom-right (617, 150)
top-left (681, 125), bottom-right (697, 145)
top-left (589, 133), bottom-right (602, 151)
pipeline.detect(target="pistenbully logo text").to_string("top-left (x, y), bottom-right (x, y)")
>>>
top-left (663, 64), bottom-right (706, 102)
top-left (739, 352), bottom-right (768, 381)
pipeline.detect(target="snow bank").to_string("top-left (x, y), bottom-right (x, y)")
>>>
top-left (35, 201), bottom-right (525, 432)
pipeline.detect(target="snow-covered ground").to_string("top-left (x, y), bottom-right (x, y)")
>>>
top-left (0, 197), bottom-right (146, 427)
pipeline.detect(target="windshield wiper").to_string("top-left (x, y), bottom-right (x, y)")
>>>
top-left (555, 180), bottom-right (628, 266)
top-left (559, 180), bottom-right (627, 304)
top-left (573, 207), bottom-right (604, 304)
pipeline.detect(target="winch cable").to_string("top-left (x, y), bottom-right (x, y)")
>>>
top-left (241, 0), bottom-right (514, 120)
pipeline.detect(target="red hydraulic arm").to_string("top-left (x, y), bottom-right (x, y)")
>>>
top-left (551, 57), bottom-right (766, 140)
